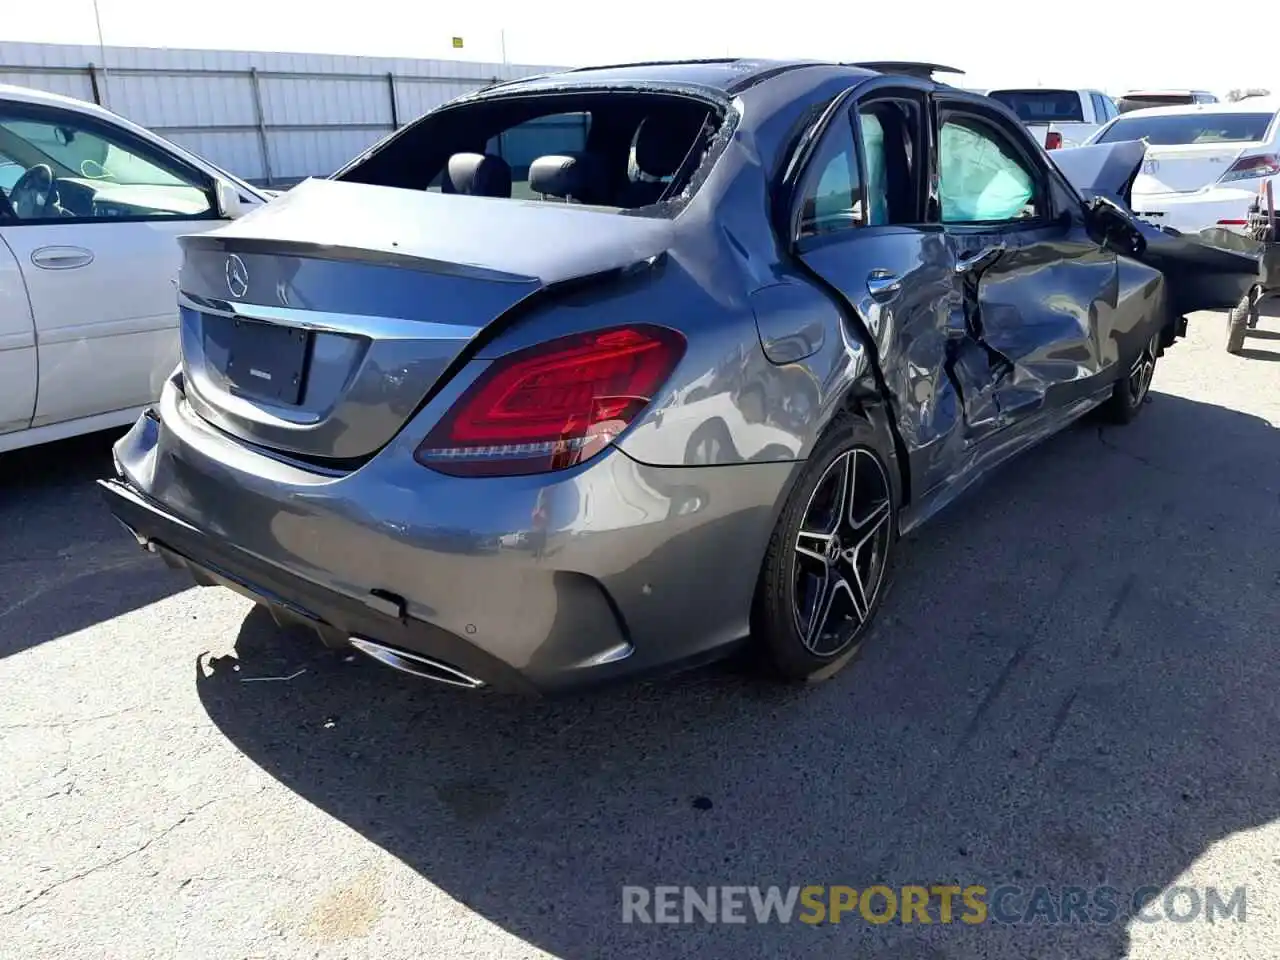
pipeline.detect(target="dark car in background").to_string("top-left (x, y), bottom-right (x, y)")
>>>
top-left (101, 58), bottom-right (1267, 695)
top-left (1117, 89), bottom-right (1220, 114)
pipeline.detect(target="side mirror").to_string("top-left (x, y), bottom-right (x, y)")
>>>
top-left (1086, 196), bottom-right (1146, 256)
top-left (214, 180), bottom-right (245, 220)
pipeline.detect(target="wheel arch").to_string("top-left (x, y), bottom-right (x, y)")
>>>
top-left (754, 380), bottom-right (909, 601)
top-left (837, 383), bottom-right (910, 518)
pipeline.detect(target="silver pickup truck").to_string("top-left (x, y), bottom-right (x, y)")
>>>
top-left (987, 87), bottom-right (1120, 150)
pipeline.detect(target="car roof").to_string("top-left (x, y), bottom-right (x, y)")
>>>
top-left (0, 82), bottom-right (113, 118)
top-left (1109, 98), bottom-right (1280, 119)
top-left (1122, 89), bottom-right (1215, 97)
top-left (490, 58), bottom-right (880, 95)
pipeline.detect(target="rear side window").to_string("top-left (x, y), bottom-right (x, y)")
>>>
top-left (796, 114), bottom-right (863, 239)
top-left (938, 118), bottom-right (1038, 224)
top-left (988, 89), bottom-right (1084, 123)
top-left (1095, 112), bottom-right (1274, 145)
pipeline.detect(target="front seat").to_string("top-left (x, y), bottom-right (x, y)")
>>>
top-left (441, 152), bottom-right (512, 198)
top-left (619, 112), bottom-right (707, 208)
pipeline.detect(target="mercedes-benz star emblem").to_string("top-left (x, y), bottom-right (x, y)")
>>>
top-left (225, 254), bottom-right (249, 298)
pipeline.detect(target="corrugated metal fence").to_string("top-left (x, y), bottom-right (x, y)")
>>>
top-left (0, 42), bottom-right (565, 186)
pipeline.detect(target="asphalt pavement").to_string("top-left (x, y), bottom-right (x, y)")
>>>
top-left (2, 310), bottom-right (1279, 960)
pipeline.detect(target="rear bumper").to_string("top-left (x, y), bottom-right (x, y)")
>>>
top-left (1133, 184), bottom-right (1270, 235)
top-left (100, 476), bottom-right (536, 692)
top-left (101, 377), bottom-right (794, 694)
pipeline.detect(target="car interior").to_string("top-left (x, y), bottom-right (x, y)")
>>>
top-left (338, 91), bottom-right (722, 212)
top-left (0, 116), bottom-right (212, 220)
top-left (860, 99), bottom-right (922, 225)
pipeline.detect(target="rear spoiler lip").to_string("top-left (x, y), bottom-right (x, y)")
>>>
top-left (850, 60), bottom-right (964, 81)
top-left (179, 232), bottom-right (536, 285)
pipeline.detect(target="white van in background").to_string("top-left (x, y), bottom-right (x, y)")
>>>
top-left (986, 87), bottom-right (1119, 150)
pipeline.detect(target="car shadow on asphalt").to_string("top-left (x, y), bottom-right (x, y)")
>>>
top-left (196, 391), bottom-right (1280, 960)
top-left (0, 431), bottom-right (188, 660)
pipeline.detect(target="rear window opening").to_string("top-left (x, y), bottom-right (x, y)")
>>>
top-left (337, 90), bottom-right (725, 214)
top-left (1096, 112), bottom-right (1275, 145)
top-left (987, 89), bottom-right (1084, 124)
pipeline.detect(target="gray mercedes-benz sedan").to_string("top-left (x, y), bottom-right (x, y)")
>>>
top-left (100, 58), bottom-right (1269, 693)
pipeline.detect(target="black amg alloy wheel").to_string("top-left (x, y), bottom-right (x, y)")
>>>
top-left (1103, 330), bottom-right (1161, 424)
top-left (754, 413), bottom-right (897, 681)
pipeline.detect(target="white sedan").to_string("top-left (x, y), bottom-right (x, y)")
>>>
top-left (0, 84), bottom-right (268, 453)
top-left (1087, 99), bottom-right (1280, 235)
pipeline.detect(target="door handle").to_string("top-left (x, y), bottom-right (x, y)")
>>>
top-left (954, 243), bottom-right (1006, 275)
top-left (866, 269), bottom-right (902, 301)
top-left (31, 246), bottom-right (94, 270)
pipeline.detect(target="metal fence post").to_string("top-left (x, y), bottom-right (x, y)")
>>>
top-left (248, 67), bottom-right (274, 186)
top-left (387, 72), bottom-right (399, 129)
top-left (86, 63), bottom-right (102, 104)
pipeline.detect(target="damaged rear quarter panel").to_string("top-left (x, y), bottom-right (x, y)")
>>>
top-left (611, 70), bottom-right (895, 470)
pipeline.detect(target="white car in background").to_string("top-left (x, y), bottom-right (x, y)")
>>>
top-left (0, 84), bottom-right (267, 454)
top-left (986, 87), bottom-right (1119, 150)
top-left (1087, 99), bottom-right (1280, 234)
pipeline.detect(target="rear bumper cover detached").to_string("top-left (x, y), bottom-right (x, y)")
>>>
top-left (99, 476), bottom-right (536, 692)
top-left (99, 378), bottom-right (794, 694)
top-left (1132, 185), bottom-right (1266, 235)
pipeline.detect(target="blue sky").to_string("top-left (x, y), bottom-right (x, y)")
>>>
top-left (10, 0), bottom-right (1276, 96)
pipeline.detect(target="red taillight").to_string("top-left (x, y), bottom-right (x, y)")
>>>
top-left (415, 324), bottom-right (686, 476)
top-left (1045, 131), bottom-right (1063, 150)
top-left (1220, 154), bottom-right (1280, 182)
top-left (1217, 219), bottom-right (1247, 226)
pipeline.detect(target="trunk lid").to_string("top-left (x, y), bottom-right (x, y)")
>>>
top-left (1131, 142), bottom-right (1252, 195)
top-left (176, 178), bottom-right (674, 462)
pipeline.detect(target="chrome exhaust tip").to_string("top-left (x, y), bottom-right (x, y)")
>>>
top-left (348, 637), bottom-right (485, 689)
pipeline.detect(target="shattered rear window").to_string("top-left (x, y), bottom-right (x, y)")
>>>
top-left (1095, 112), bottom-right (1275, 145)
top-left (987, 90), bottom-right (1084, 124)
top-left (338, 89), bottom-right (726, 216)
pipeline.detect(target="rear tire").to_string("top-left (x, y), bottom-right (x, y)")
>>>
top-left (1102, 330), bottom-right (1160, 425)
top-left (752, 412), bottom-right (898, 683)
